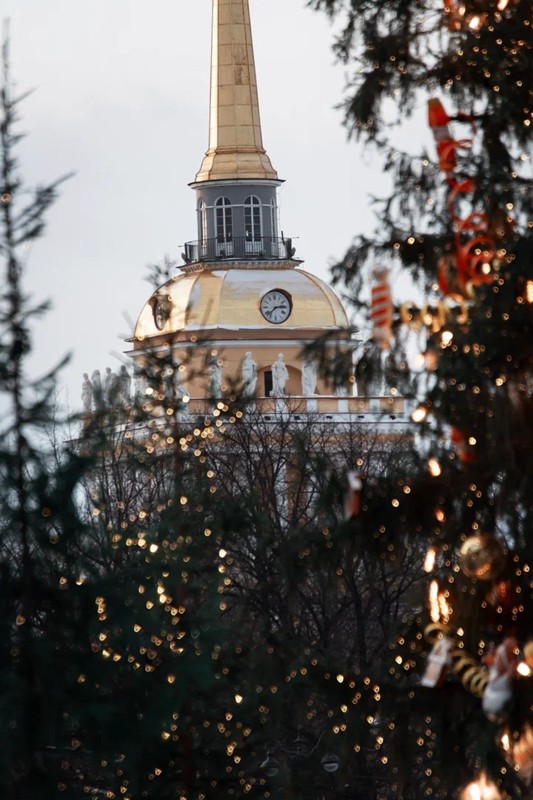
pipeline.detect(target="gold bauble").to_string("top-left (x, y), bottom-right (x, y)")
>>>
top-left (524, 641), bottom-right (533, 670)
top-left (458, 534), bottom-right (506, 580)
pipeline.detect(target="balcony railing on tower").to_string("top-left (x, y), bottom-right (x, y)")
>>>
top-left (182, 236), bottom-right (296, 264)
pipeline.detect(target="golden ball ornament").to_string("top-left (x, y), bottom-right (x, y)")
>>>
top-left (458, 534), bottom-right (506, 580)
top-left (524, 641), bottom-right (533, 670)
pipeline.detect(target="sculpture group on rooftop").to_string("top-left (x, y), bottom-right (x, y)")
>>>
top-left (82, 362), bottom-right (191, 426)
top-left (83, 366), bottom-right (132, 415)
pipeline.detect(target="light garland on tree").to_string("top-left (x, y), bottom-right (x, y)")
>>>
top-left (423, 623), bottom-right (489, 698)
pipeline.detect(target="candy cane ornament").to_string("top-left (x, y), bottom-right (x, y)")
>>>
top-left (371, 268), bottom-right (393, 349)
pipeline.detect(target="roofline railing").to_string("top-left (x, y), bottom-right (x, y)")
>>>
top-left (182, 235), bottom-right (296, 264)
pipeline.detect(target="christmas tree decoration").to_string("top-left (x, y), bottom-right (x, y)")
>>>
top-left (411, 403), bottom-right (430, 423)
top-left (485, 580), bottom-right (517, 616)
top-left (442, 1), bottom-right (518, 33)
top-left (420, 635), bottom-right (453, 688)
top-left (460, 772), bottom-right (502, 800)
top-left (427, 97), bottom-right (474, 177)
top-left (370, 268), bottom-right (393, 348)
top-left (423, 546), bottom-right (437, 573)
top-left (428, 580), bottom-right (451, 624)
top-left (458, 534), bottom-right (507, 580)
top-left (344, 470), bottom-right (363, 520)
top-left (437, 253), bottom-right (472, 299)
top-left (502, 724), bottom-right (533, 783)
top-left (424, 624), bottom-right (489, 697)
top-left (482, 637), bottom-right (518, 720)
top-left (451, 426), bottom-right (477, 463)
top-left (427, 96), bottom-right (507, 295)
top-left (523, 641), bottom-right (533, 670)
top-left (311, 0), bottom-right (532, 793)
top-left (428, 457), bottom-right (442, 477)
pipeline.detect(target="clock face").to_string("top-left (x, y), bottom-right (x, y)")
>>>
top-left (260, 290), bottom-right (292, 324)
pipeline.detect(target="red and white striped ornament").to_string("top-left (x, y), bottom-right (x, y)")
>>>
top-left (371, 268), bottom-right (393, 348)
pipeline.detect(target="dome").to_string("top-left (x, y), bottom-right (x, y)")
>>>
top-left (133, 265), bottom-right (348, 341)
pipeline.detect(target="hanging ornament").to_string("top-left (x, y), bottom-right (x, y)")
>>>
top-left (427, 97), bottom-right (508, 293)
top-left (485, 580), bottom-right (517, 616)
top-left (427, 98), bottom-right (474, 177)
top-left (459, 534), bottom-right (507, 580)
top-left (460, 772), bottom-right (501, 800)
top-left (437, 253), bottom-right (471, 298)
top-left (344, 471), bottom-right (363, 520)
top-left (370, 268), bottom-right (393, 349)
top-left (424, 623), bottom-right (488, 697)
top-left (421, 635), bottom-right (453, 688)
top-left (523, 641), bottom-right (533, 670)
top-left (482, 637), bottom-right (518, 720)
top-left (502, 724), bottom-right (533, 783)
top-left (450, 426), bottom-right (477, 464)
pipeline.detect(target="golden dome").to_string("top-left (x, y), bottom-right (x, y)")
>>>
top-left (133, 264), bottom-right (348, 341)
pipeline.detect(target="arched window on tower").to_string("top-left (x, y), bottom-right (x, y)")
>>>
top-left (215, 197), bottom-right (233, 256)
top-left (244, 196), bottom-right (262, 254)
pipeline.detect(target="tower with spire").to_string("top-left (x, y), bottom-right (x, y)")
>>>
top-left (129, 0), bottom-right (359, 412)
top-left (188, 0), bottom-right (284, 264)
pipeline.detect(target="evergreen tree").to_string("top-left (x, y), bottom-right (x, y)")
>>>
top-left (0, 35), bottom-right (227, 800)
top-left (0, 32), bottom-right (89, 798)
top-left (308, 0), bottom-right (533, 797)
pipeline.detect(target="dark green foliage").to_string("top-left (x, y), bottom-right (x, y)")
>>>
top-left (309, 0), bottom-right (532, 289)
top-left (309, 0), bottom-right (533, 796)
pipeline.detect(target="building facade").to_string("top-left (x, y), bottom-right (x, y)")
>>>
top-left (129, 0), bottom-right (384, 419)
top-left (84, 0), bottom-right (405, 426)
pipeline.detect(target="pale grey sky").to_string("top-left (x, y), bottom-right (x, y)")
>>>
top-left (4, 0), bottom-right (394, 408)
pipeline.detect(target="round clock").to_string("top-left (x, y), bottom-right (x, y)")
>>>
top-left (260, 290), bottom-right (292, 324)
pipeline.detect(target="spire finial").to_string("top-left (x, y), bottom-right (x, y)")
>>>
top-left (194, 0), bottom-right (278, 183)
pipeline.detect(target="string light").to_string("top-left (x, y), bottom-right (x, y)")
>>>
top-left (424, 548), bottom-right (437, 573)
top-left (412, 404), bottom-right (429, 423)
top-left (428, 458), bottom-right (442, 477)
top-left (461, 773), bottom-right (501, 800)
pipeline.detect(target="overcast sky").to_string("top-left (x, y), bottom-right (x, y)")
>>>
top-left (3, 0), bottom-right (397, 409)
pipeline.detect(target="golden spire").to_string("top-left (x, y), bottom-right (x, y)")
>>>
top-left (194, 0), bottom-right (278, 183)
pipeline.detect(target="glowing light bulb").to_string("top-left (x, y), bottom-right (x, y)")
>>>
top-left (428, 458), bottom-right (442, 477)
top-left (424, 548), bottom-right (437, 573)
top-left (429, 581), bottom-right (440, 623)
top-left (412, 405), bottom-right (429, 423)
top-left (440, 330), bottom-right (453, 347)
top-left (468, 14), bottom-right (483, 30)
top-left (461, 773), bottom-right (501, 800)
